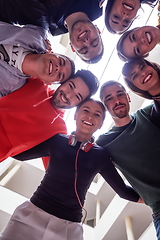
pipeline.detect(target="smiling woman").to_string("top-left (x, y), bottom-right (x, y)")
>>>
top-left (122, 58), bottom-right (160, 102)
top-left (105, 0), bottom-right (158, 34)
top-left (116, 25), bottom-right (160, 61)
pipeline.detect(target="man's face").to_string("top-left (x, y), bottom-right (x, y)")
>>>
top-left (121, 26), bottom-right (160, 58)
top-left (69, 20), bottom-right (103, 61)
top-left (52, 77), bottom-right (90, 109)
top-left (101, 84), bottom-right (130, 119)
top-left (75, 100), bottom-right (104, 137)
top-left (34, 53), bottom-right (73, 84)
top-left (108, 0), bottom-right (140, 34)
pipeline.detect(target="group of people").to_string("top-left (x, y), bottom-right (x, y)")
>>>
top-left (0, 0), bottom-right (160, 240)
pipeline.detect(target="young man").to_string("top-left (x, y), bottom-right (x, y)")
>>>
top-left (0, 0), bottom-right (104, 63)
top-left (0, 70), bottom-right (99, 169)
top-left (96, 80), bottom-right (160, 239)
top-left (0, 21), bottom-right (75, 97)
top-left (0, 98), bottom-right (141, 240)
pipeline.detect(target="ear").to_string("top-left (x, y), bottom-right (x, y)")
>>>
top-left (74, 111), bottom-right (77, 121)
top-left (127, 93), bottom-right (131, 103)
top-left (70, 43), bottom-right (75, 52)
top-left (95, 25), bottom-right (101, 34)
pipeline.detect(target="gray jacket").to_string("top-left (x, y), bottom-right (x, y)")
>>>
top-left (0, 21), bottom-right (48, 97)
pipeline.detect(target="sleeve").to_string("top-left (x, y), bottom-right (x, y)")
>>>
top-left (13, 136), bottom-right (55, 161)
top-left (100, 150), bottom-right (140, 202)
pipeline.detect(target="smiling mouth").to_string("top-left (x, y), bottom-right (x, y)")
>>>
top-left (145, 32), bottom-right (152, 44)
top-left (49, 61), bottom-right (53, 75)
top-left (142, 73), bottom-right (152, 83)
top-left (60, 91), bottom-right (69, 105)
top-left (82, 120), bottom-right (93, 126)
top-left (114, 104), bottom-right (125, 111)
top-left (123, 3), bottom-right (134, 10)
top-left (78, 30), bottom-right (88, 40)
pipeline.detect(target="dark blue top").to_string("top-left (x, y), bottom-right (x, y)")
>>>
top-left (0, 0), bottom-right (103, 36)
top-left (14, 133), bottom-right (139, 222)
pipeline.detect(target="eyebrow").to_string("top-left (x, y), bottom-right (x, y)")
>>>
top-left (72, 81), bottom-right (83, 101)
top-left (83, 106), bottom-right (102, 114)
top-left (111, 19), bottom-right (119, 25)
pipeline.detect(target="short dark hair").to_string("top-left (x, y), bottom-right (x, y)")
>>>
top-left (73, 69), bottom-right (99, 97)
top-left (82, 44), bottom-right (104, 64)
top-left (122, 58), bottom-right (160, 99)
top-left (76, 98), bottom-right (106, 121)
top-left (100, 80), bottom-right (126, 101)
top-left (105, 0), bottom-right (134, 34)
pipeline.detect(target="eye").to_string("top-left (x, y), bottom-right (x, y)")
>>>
top-left (69, 83), bottom-right (73, 89)
top-left (91, 39), bottom-right (99, 47)
top-left (113, 15), bottom-right (119, 19)
top-left (140, 63), bottom-right (145, 70)
top-left (105, 97), bottom-right (112, 102)
top-left (76, 95), bottom-right (81, 101)
top-left (130, 34), bottom-right (136, 42)
top-left (136, 47), bottom-right (141, 55)
top-left (79, 47), bottom-right (88, 54)
top-left (83, 109), bottom-right (89, 113)
top-left (94, 113), bottom-right (100, 117)
top-left (60, 57), bottom-right (65, 66)
top-left (133, 73), bottom-right (138, 80)
top-left (118, 93), bottom-right (124, 97)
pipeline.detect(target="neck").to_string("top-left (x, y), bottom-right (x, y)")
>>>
top-left (113, 115), bottom-right (131, 127)
top-left (65, 12), bottom-right (89, 31)
top-left (22, 53), bottom-right (39, 77)
top-left (148, 81), bottom-right (160, 97)
top-left (74, 129), bottom-right (93, 143)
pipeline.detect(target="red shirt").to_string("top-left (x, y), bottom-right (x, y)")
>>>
top-left (0, 78), bottom-right (67, 168)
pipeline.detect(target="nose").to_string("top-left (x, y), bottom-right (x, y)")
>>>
top-left (83, 37), bottom-right (90, 46)
top-left (122, 12), bottom-right (128, 20)
top-left (55, 64), bottom-right (60, 73)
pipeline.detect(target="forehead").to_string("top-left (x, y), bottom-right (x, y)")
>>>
top-left (80, 101), bottom-right (103, 112)
top-left (102, 84), bottom-right (125, 97)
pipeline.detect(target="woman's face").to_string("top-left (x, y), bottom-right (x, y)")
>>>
top-left (108, 0), bottom-right (140, 34)
top-left (126, 61), bottom-right (159, 92)
top-left (121, 26), bottom-right (160, 58)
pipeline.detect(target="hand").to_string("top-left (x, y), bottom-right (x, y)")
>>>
top-left (45, 39), bottom-right (53, 53)
top-left (137, 197), bottom-right (144, 203)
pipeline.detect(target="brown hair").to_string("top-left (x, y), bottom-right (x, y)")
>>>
top-left (122, 58), bottom-right (160, 99)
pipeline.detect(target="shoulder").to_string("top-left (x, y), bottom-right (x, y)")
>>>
top-left (140, 0), bottom-right (158, 6)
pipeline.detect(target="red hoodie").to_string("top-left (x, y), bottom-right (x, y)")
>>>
top-left (0, 77), bottom-right (67, 168)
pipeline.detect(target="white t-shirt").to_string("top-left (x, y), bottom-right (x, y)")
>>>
top-left (0, 44), bottom-right (31, 72)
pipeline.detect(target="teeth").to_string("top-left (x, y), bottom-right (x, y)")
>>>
top-left (49, 62), bottom-right (52, 75)
top-left (123, 3), bottom-right (133, 10)
top-left (79, 31), bottom-right (87, 39)
top-left (83, 120), bottom-right (93, 126)
top-left (61, 93), bottom-right (68, 104)
top-left (143, 74), bottom-right (151, 83)
top-left (146, 32), bottom-right (151, 43)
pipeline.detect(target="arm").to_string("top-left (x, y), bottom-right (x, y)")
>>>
top-left (0, 21), bottom-right (48, 52)
top-left (100, 150), bottom-right (140, 202)
top-left (13, 137), bottom-right (53, 161)
top-left (150, 101), bottom-right (160, 129)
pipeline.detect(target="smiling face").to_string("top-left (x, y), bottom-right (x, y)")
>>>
top-left (108, 0), bottom-right (140, 34)
top-left (34, 53), bottom-right (73, 84)
top-left (121, 26), bottom-right (160, 58)
top-left (52, 77), bottom-right (90, 109)
top-left (101, 83), bottom-right (130, 119)
top-left (74, 100), bottom-right (104, 140)
top-left (125, 61), bottom-right (160, 94)
top-left (69, 20), bottom-right (103, 62)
